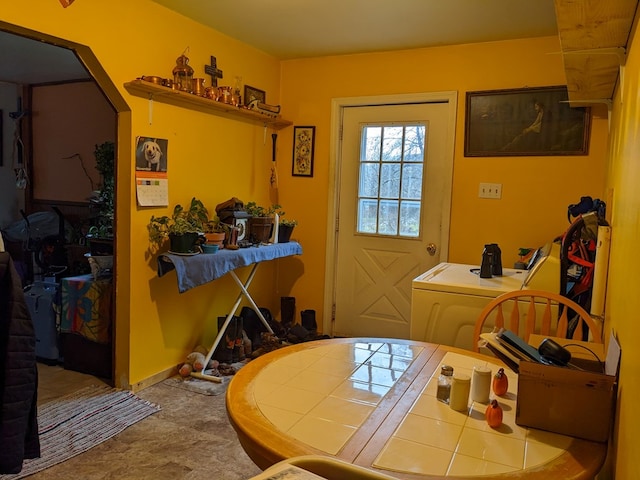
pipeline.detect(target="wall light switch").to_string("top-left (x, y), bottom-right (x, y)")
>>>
top-left (479, 182), bottom-right (502, 199)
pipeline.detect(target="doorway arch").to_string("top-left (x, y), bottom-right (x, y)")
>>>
top-left (0, 21), bottom-right (132, 385)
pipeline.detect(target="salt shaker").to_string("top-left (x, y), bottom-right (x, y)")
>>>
top-left (471, 366), bottom-right (492, 403)
top-left (449, 373), bottom-right (471, 412)
top-left (436, 365), bottom-right (454, 404)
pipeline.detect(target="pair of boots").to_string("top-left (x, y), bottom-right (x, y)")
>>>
top-left (281, 297), bottom-right (317, 330)
top-left (214, 315), bottom-right (245, 364)
top-left (281, 296), bottom-right (317, 342)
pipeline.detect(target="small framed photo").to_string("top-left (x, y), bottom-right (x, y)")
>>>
top-left (292, 126), bottom-right (315, 177)
top-left (465, 86), bottom-right (591, 157)
top-left (243, 85), bottom-right (265, 106)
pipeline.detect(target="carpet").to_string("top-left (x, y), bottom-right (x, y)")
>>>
top-left (0, 385), bottom-right (161, 479)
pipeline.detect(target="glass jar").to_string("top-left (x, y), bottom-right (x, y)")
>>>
top-left (172, 54), bottom-right (194, 92)
top-left (436, 365), bottom-right (454, 404)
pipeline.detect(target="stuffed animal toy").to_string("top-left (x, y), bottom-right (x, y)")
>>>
top-left (178, 346), bottom-right (219, 377)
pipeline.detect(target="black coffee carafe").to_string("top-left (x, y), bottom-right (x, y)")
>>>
top-left (480, 243), bottom-right (503, 278)
top-left (490, 243), bottom-right (503, 276)
top-left (480, 245), bottom-right (494, 278)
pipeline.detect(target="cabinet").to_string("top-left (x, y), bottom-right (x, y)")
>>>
top-left (124, 79), bottom-right (292, 130)
top-left (554, 0), bottom-right (638, 104)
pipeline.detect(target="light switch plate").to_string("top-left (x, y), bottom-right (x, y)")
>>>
top-left (479, 183), bottom-right (502, 199)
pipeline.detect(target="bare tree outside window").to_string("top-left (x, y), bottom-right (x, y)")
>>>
top-left (357, 123), bottom-right (426, 237)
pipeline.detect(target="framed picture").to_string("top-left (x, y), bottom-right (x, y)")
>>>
top-left (243, 85), bottom-right (265, 106)
top-left (464, 86), bottom-right (591, 156)
top-left (292, 126), bottom-right (315, 177)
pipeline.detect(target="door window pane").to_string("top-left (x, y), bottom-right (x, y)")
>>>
top-left (401, 163), bottom-right (423, 199)
top-left (399, 201), bottom-right (421, 237)
top-left (379, 200), bottom-right (399, 235)
top-left (380, 163), bottom-right (400, 198)
top-left (357, 199), bottom-right (378, 233)
top-left (359, 163), bottom-right (379, 197)
top-left (357, 123), bottom-right (426, 237)
top-left (381, 126), bottom-right (403, 161)
top-left (363, 127), bottom-right (382, 161)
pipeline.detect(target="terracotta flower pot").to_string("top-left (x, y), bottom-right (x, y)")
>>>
top-left (204, 232), bottom-right (225, 249)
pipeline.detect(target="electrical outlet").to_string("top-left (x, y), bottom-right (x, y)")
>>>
top-left (479, 182), bottom-right (502, 199)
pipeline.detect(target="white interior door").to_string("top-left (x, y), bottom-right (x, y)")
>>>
top-left (332, 101), bottom-right (453, 339)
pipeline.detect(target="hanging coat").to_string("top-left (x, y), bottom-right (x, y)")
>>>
top-left (0, 252), bottom-right (40, 473)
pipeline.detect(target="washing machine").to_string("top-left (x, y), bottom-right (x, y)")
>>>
top-left (410, 243), bottom-right (561, 351)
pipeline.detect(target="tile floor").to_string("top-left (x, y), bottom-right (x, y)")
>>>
top-left (252, 342), bottom-right (573, 477)
top-left (23, 363), bottom-right (261, 480)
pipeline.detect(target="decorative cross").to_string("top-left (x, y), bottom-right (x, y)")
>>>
top-left (204, 55), bottom-right (223, 87)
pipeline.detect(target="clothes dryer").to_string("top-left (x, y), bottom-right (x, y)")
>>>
top-left (410, 244), bottom-right (561, 351)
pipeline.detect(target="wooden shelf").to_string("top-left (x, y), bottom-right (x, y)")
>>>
top-left (123, 79), bottom-right (292, 130)
top-left (554, 0), bottom-right (638, 104)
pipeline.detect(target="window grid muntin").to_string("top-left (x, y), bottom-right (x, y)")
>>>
top-left (357, 123), bottom-right (426, 237)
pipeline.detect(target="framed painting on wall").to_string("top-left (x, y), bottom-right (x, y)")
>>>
top-left (464, 86), bottom-right (591, 157)
top-left (244, 85), bottom-right (265, 106)
top-left (292, 126), bottom-right (315, 177)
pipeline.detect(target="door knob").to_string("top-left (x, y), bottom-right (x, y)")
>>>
top-left (426, 243), bottom-right (437, 255)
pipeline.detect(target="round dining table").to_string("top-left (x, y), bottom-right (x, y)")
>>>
top-left (226, 337), bottom-right (606, 479)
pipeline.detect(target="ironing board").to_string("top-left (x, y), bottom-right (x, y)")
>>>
top-left (158, 241), bottom-right (302, 381)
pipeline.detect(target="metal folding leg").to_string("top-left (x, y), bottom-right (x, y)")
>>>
top-left (191, 263), bottom-right (274, 382)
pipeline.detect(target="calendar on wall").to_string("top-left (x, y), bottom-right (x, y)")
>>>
top-left (135, 136), bottom-right (169, 206)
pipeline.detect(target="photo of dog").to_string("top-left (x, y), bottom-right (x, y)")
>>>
top-left (143, 140), bottom-right (162, 170)
top-left (135, 137), bottom-right (168, 172)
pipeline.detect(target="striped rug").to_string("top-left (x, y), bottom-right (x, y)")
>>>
top-left (1, 385), bottom-right (161, 479)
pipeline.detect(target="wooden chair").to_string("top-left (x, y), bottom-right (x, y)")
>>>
top-left (473, 289), bottom-right (603, 352)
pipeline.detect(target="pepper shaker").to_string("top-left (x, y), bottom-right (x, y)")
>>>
top-left (436, 365), bottom-right (454, 404)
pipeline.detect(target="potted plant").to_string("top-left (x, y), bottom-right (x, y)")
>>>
top-left (270, 205), bottom-right (297, 243)
top-left (245, 201), bottom-right (275, 244)
top-left (87, 141), bottom-right (115, 255)
top-left (278, 218), bottom-right (298, 243)
top-left (203, 216), bottom-right (226, 249)
top-left (148, 197), bottom-right (209, 253)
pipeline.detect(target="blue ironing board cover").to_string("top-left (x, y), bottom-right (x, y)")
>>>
top-left (157, 241), bottom-right (302, 293)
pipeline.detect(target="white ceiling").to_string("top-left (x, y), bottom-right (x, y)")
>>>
top-left (151, 0), bottom-right (558, 59)
top-left (0, 30), bottom-right (90, 85)
top-left (0, 1), bottom-right (558, 84)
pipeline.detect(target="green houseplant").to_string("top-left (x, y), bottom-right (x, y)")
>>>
top-left (148, 197), bottom-right (209, 253)
top-left (87, 141), bottom-right (115, 255)
top-left (202, 216), bottom-right (226, 249)
top-left (270, 205), bottom-right (297, 243)
top-left (245, 201), bottom-right (275, 244)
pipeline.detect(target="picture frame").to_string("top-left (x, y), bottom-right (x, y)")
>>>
top-left (292, 126), bottom-right (315, 177)
top-left (464, 86), bottom-right (591, 157)
top-left (243, 85), bottom-right (265, 106)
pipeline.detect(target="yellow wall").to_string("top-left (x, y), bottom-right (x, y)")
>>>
top-left (3, 2), bottom-right (637, 477)
top-left (278, 37), bottom-right (609, 329)
top-left (603, 20), bottom-right (640, 480)
top-left (1, 0), bottom-right (285, 387)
